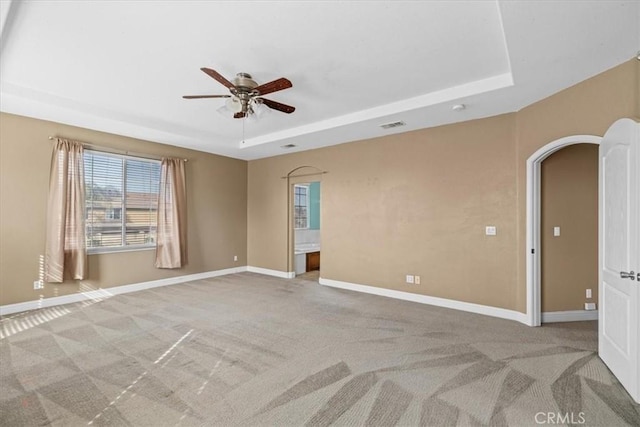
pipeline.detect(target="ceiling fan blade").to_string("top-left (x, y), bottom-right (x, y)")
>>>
top-left (254, 78), bottom-right (292, 96)
top-left (182, 95), bottom-right (231, 99)
top-left (234, 112), bottom-right (246, 119)
top-left (201, 67), bottom-right (235, 89)
top-left (260, 98), bottom-right (295, 114)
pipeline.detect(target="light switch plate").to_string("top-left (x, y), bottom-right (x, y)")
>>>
top-left (485, 226), bottom-right (497, 236)
top-left (406, 275), bottom-right (414, 284)
top-left (586, 289), bottom-right (592, 299)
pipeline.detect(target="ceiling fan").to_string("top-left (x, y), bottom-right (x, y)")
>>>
top-left (183, 68), bottom-right (295, 119)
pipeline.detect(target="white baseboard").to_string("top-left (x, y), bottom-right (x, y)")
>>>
top-left (247, 266), bottom-right (295, 279)
top-left (319, 278), bottom-right (529, 325)
top-left (542, 310), bottom-right (598, 323)
top-left (0, 266), bottom-right (248, 316)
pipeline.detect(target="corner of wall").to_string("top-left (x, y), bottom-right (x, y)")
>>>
top-left (635, 57), bottom-right (640, 119)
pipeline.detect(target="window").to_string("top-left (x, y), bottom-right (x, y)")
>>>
top-left (105, 208), bottom-right (122, 220)
top-left (294, 184), bottom-right (309, 229)
top-left (84, 150), bottom-right (160, 252)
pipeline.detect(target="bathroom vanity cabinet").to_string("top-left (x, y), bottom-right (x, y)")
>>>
top-left (306, 251), bottom-right (320, 272)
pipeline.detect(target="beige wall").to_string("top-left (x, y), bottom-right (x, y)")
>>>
top-left (541, 144), bottom-right (598, 312)
top-left (515, 59), bottom-right (638, 312)
top-left (0, 113), bottom-right (248, 306)
top-left (249, 59), bottom-right (639, 313)
top-left (1, 59), bottom-right (637, 311)
top-left (250, 114), bottom-right (519, 309)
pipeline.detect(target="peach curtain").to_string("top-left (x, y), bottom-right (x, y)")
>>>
top-left (44, 139), bottom-right (86, 282)
top-left (155, 158), bottom-right (188, 268)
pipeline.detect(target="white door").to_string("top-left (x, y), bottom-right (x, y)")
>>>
top-left (599, 118), bottom-right (640, 403)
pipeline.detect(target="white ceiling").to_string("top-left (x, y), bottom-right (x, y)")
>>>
top-left (0, 1), bottom-right (638, 160)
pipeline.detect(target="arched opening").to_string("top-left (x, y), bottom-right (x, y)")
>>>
top-left (525, 135), bottom-right (601, 326)
top-left (540, 144), bottom-right (599, 321)
top-left (284, 166), bottom-right (327, 279)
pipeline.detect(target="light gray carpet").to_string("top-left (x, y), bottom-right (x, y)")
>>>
top-left (1, 272), bottom-right (638, 426)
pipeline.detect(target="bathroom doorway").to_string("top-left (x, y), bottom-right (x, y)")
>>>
top-left (292, 181), bottom-right (321, 280)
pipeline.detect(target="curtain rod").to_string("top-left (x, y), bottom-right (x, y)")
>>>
top-left (48, 136), bottom-right (188, 162)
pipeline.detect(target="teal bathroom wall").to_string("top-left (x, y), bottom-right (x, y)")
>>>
top-left (309, 182), bottom-right (320, 230)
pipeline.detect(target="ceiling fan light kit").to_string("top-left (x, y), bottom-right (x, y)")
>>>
top-left (184, 68), bottom-right (295, 119)
top-left (226, 97), bottom-right (243, 113)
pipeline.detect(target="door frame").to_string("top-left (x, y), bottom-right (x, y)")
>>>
top-left (285, 166), bottom-right (326, 276)
top-left (525, 135), bottom-right (602, 326)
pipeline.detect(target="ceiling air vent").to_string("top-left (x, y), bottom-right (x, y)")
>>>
top-left (281, 144), bottom-right (297, 149)
top-left (379, 121), bottom-right (406, 129)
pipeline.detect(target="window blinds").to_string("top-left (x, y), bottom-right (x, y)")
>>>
top-left (84, 151), bottom-right (160, 251)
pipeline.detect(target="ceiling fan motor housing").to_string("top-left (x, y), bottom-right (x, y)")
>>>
top-left (234, 73), bottom-right (258, 91)
top-left (231, 73), bottom-right (259, 113)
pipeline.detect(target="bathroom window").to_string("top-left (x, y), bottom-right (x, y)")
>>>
top-left (294, 184), bottom-right (309, 229)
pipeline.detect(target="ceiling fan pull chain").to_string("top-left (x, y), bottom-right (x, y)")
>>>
top-left (242, 116), bottom-right (245, 144)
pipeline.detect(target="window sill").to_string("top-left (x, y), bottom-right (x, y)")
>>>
top-left (88, 246), bottom-right (155, 256)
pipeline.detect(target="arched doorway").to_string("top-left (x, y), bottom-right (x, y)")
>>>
top-left (525, 135), bottom-right (601, 326)
top-left (285, 166), bottom-right (327, 279)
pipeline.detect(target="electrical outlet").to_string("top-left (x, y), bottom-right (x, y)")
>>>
top-left (406, 275), bottom-right (414, 284)
top-left (585, 302), bottom-right (597, 311)
top-left (485, 226), bottom-right (497, 236)
top-left (33, 280), bottom-right (43, 290)
top-left (233, 255), bottom-right (238, 262)
top-left (586, 289), bottom-right (592, 299)
top-left (553, 226), bottom-right (561, 237)
top-left (415, 275), bottom-right (421, 285)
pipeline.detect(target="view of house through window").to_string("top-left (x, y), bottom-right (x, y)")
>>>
top-left (84, 150), bottom-right (161, 252)
top-left (294, 184), bottom-right (309, 229)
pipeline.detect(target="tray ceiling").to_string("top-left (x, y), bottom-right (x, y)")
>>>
top-left (0, 1), bottom-right (637, 160)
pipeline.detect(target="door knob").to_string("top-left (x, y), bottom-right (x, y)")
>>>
top-left (620, 271), bottom-right (635, 280)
